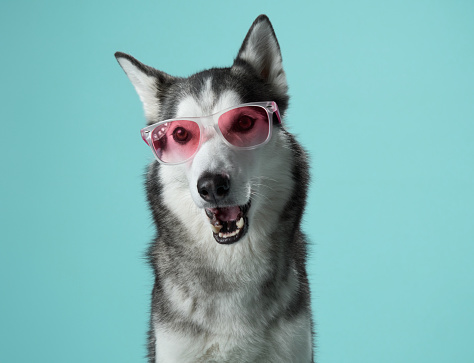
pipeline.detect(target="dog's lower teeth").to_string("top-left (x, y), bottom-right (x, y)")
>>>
top-left (206, 203), bottom-right (250, 242)
top-left (218, 229), bottom-right (241, 238)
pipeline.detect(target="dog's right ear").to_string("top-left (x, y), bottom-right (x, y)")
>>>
top-left (233, 15), bottom-right (288, 100)
top-left (115, 52), bottom-right (175, 123)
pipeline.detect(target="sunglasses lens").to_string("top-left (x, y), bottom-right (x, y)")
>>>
top-left (218, 106), bottom-right (270, 148)
top-left (151, 120), bottom-right (200, 163)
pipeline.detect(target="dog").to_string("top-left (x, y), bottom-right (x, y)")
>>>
top-left (115, 14), bottom-right (313, 363)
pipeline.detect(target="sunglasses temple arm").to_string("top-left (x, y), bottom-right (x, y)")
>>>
top-left (275, 110), bottom-right (282, 124)
top-left (141, 130), bottom-right (150, 146)
top-left (271, 101), bottom-right (282, 124)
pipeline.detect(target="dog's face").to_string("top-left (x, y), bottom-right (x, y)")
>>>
top-left (116, 16), bottom-right (292, 246)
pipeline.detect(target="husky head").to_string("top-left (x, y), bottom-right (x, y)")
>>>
top-left (116, 15), bottom-right (298, 247)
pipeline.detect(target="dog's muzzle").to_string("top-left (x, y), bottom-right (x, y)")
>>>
top-left (205, 202), bottom-right (251, 244)
top-left (198, 173), bottom-right (250, 244)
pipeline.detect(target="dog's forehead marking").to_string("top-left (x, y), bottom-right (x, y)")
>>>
top-left (199, 77), bottom-right (215, 114)
top-left (176, 96), bottom-right (201, 118)
top-left (212, 90), bottom-right (241, 114)
top-left (175, 77), bottom-right (241, 118)
top-left (175, 77), bottom-right (214, 118)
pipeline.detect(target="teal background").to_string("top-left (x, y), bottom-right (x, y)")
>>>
top-left (1, 0), bottom-right (473, 362)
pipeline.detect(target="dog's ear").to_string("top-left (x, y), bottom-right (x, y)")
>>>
top-left (115, 52), bottom-right (175, 123)
top-left (233, 15), bottom-right (288, 97)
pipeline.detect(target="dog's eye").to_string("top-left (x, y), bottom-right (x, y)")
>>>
top-left (172, 127), bottom-right (191, 143)
top-left (234, 116), bottom-right (255, 132)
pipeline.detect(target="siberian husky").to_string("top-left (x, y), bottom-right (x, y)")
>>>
top-left (115, 15), bottom-right (313, 363)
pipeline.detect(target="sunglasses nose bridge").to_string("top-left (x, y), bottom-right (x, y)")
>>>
top-left (197, 115), bottom-right (219, 142)
top-left (199, 114), bottom-right (215, 128)
top-left (200, 123), bottom-right (218, 142)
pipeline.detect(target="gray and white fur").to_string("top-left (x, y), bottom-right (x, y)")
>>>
top-left (115, 15), bottom-right (314, 363)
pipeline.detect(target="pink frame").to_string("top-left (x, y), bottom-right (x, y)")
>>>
top-left (140, 101), bottom-right (281, 165)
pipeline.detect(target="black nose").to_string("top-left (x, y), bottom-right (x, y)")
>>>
top-left (197, 173), bottom-right (231, 202)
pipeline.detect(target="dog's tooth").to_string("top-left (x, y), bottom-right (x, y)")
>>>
top-left (211, 224), bottom-right (222, 234)
top-left (236, 217), bottom-right (244, 229)
top-left (216, 227), bottom-right (243, 239)
top-left (225, 230), bottom-right (238, 238)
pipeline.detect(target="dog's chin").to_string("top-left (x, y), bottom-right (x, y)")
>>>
top-left (204, 201), bottom-right (251, 245)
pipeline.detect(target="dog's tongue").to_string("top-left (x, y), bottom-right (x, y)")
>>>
top-left (208, 206), bottom-right (240, 221)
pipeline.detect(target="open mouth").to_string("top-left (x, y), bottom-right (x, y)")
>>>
top-left (205, 201), bottom-right (251, 244)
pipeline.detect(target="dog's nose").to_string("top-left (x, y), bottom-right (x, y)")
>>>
top-left (197, 173), bottom-right (231, 202)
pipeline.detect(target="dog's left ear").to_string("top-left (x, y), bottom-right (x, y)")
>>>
top-left (233, 15), bottom-right (288, 98)
top-left (115, 52), bottom-right (176, 123)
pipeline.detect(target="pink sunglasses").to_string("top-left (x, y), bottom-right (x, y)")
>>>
top-left (140, 101), bottom-right (281, 165)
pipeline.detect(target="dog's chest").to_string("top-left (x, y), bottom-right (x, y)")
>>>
top-left (160, 269), bottom-right (283, 331)
top-left (154, 331), bottom-right (255, 363)
top-left (153, 265), bottom-right (304, 360)
top-left (153, 307), bottom-right (313, 363)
